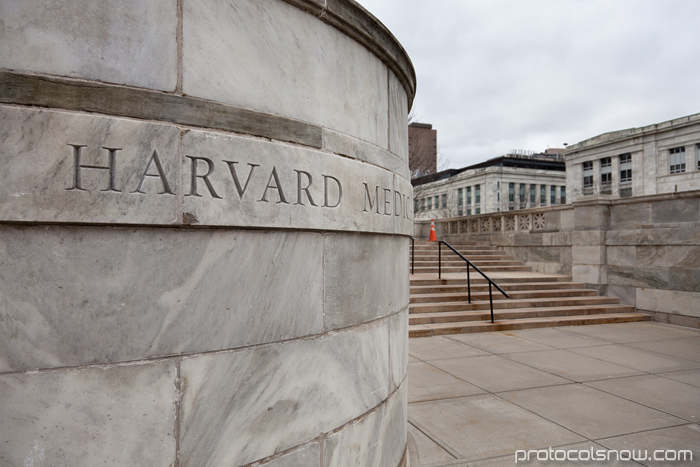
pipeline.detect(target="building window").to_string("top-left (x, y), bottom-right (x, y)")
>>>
top-left (508, 183), bottom-right (515, 204)
top-left (420, 198), bottom-right (425, 211)
top-left (620, 153), bottom-right (632, 183)
top-left (530, 184), bottom-right (536, 205)
top-left (560, 186), bottom-right (566, 204)
top-left (457, 188), bottom-right (463, 206)
top-left (475, 207), bottom-right (480, 214)
top-left (466, 186), bottom-right (472, 206)
top-left (669, 146), bottom-right (686, 174)
top-left (414, 199), bottom-right (419, 213)
top-left (540, 185), bottom-right (546, 204)
top-left (434, 196), bottom-right (439, 209)
top-left (427, 197), bottom-right (432, 210)
top-left (466, 208), bottom-right (471, 216)
top-left (600, 157), bottom-right (612, 194)
top-left (583, 161), bottom-right (594, 194)
top-left (497, 192), bottom-right (500, 202)
top-left (475, 185), bottom-right (481, 205)
top-left (519, 183), bottom-right (526, 208)
top-left (441, 194), bottom-right (446, 208)
top-left (697, 144), bottom-right (700, 170)
top-left (551, 185), bottom-right (557, 205)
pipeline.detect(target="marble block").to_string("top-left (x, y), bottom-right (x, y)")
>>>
top-left (181, 129), bottom-right (413, 234)
top-left (182, 0), bottom-right (389, 147)
top-left (323, 233), bottom-right (409, 330)
top-left (389, 71), bottom-right (409, 163)
top-left (390, 310), bottom-right (409, 392)
top-left (323, 383), bottom-right (407, 467)
top-left (0, 361), bottom-right (177, 466)
top-left (178, 320), bottom-right (391, 466)
top-left (0, 0), bottom-right (177, 91)
top-left (0, 226), bottom-right (324, 372)
top-left (0, 105), bottom-right (179, 225)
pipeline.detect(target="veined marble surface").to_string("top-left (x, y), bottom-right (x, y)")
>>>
top-left (182, 0), bottom-right (389, 148)
top-left (323, 383), bottom-right (407, 467)
top-left (0, 105), bottom-right (180, 225)
top-left (0, 0), bottom-right (177, 91)
top-left (0, 226), bottom-right (324, 371)
top-left (179, 319), bottom-right (391, 466)
top-left (0, 361), bottom-right (177, 466)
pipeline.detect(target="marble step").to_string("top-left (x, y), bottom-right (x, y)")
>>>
top-left (412, 261), bottom-right (524, 269)
top-left (413, 265), bottom-right (532, 273)
top-left (410, 289), bottom-right (598, 304)
top-left (409, 313), bottom-right (651, 337)
top-left (409, 296), bottom-right (622, 314)
top-left (410, 281), bottom-right (586, 294)
top-left (410, 276), bottom-right (574, 286)
top-left (409, 304), bottom-right (636, 325)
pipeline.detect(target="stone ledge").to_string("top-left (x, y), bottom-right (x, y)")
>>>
top-left (0, 71), bottom-right (323, 148)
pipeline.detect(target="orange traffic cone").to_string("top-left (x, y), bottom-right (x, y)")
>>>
top-left (429, 220), bottom-right (437, 241)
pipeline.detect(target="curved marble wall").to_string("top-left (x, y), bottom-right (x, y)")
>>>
top-left (0, 1), bottom-right (414, 466)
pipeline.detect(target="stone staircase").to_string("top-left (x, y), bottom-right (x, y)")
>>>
top-left (409, 240), bottom-right (650, 337)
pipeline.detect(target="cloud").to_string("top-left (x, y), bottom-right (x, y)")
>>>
top-left (360, 0), bottom-right (700, 168)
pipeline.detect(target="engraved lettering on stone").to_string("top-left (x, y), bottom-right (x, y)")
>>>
top-left (132, 150), bottom-right (174, 195)
top-left (224, 161), bottom-right (259, 200)
top-left (294, 170), bottom-right (317, 206)
top-left (383, 188), bottom-right (392, 216)
top-left (259, 166), bottom-right (288, 204)
top-left (363, 183), bottom-right (380, 213)
top-left (322, 175), bottom-right (342, 208)
top-left (186, 155), bottom-right (221, 199)
top-left (394, 191), bottom-right (402, 216)
top-left (66, 144), bottom-right (122, 193)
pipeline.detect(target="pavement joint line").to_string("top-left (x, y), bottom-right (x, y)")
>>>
top-left (580, 377), bottom-right (700, 424)
top-left (407, 419), bottom-right (461, 461)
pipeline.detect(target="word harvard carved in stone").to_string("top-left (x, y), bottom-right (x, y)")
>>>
top-left (64, 144), bottom-right (412, 220)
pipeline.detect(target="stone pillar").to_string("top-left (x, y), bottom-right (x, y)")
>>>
top-left (0, 1), bottom-right (415, 466)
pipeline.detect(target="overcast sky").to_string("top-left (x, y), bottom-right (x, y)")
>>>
top-left (359, 0), bottom-right (700, 169)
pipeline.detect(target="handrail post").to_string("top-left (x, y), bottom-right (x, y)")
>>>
top-left (411, 237), bottom-right (415, 275)
top-left (489, 282), bottom-right (494, 323)
top-left (467, 263), bottom-right (471, 303)
top-left (438, 241), bottom-right (442, 279)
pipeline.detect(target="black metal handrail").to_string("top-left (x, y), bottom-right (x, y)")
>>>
top-left (438, 240), bottom-right (510, 323)
top-left (410, 237), bottom-right (415, 275)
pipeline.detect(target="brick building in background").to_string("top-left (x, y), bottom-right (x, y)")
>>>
top-left (409, 122), bottom-right (437, 178)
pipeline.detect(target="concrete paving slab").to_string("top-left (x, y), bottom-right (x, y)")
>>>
top-left (507, 327), bottom-right (610, 349)
top-left (505, 349), bottom-right (644, 382)
top-left (660, 368), bottom-right (700, 388)
top-left (429, 355), bottom-right (570, 393)
top-left (410, 336), bottom-right (488, 361)
top-left (408, 362), bottom-right (485, 403)
top-left (499, 384), bottom-right (686, 440)
top-left (446, 333), bottom-right (554, 354)
top-left (407, 423), bottom-right (456, 465)
top-left (409, 355), bottom-right (422, 364)
top-left (570, 344), bottom-right (700, 374)
top-left (613, 322), bottom-right (700, 340)
top-left (626, 337), bottom-right (700, 362)
top-left (409, 394), bottom-right (585, 462)
top-left (556, 324), bottom-right (655, 343)
top-left (586, 375), bottom-right (700, 422)
top-left (598, 424), bottom-right (700, 467)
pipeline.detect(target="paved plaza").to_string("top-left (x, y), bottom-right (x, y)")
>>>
top-left (407, 322), bottom-right (700, 466)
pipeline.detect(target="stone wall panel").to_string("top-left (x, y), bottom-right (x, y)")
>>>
top-left (182, 0), bottom-right (389, 147)
top-left (323, 234), bottom-right (409, 330)
top-left (179, 320), bottom-right (391, 467)
top-left (0, 0), bottom-right (178, 91)
top-left (0, 226), bottom-right (324, 372)
top-left (323, 383), bottom-right (407, 467)
top-left (0, 361), bottom-right (177, 467)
